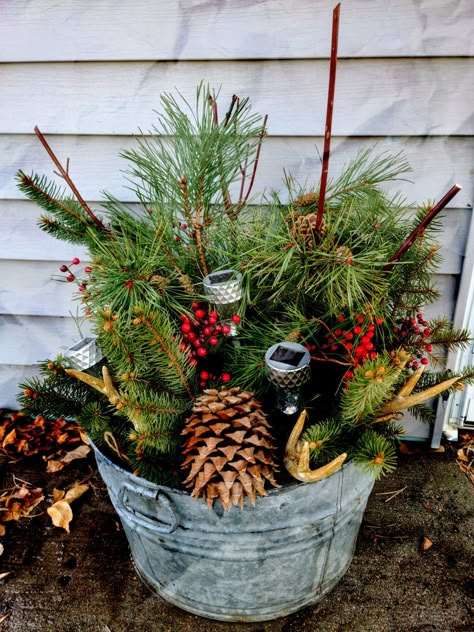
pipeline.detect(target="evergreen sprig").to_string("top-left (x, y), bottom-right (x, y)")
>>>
top-left (352, 429), bottom-right (397, 479)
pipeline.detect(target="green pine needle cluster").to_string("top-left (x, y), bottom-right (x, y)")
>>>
top-left (15, 85), bottom-right (473, 486)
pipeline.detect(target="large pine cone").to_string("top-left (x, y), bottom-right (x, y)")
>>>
top-left (181, 387), bottom-right (280, 510)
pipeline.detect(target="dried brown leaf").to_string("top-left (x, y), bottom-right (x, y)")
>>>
top-left (63, 483), bottom-right (89, 504)
top-left (2, 429), bottom-right (16, 449)
top-left (421, 536), bottom-right (433, 552)
top-left (0, 525), bottom-right (5, 536)
top-left (457, 448), bottom-right (469, 463)
top-left (61, 444), bottom-right (90, 464)
top-left (47, 501), bottom-right (73, 533)
top-left (53, 489), bottom-right (65, 503)
top-left (47, 483), bottom-right (89, 533)
top-left (46, 460), bottom-right (65, 473)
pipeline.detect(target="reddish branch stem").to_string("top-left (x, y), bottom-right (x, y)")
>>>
top-left (237, 114), bottom-right (268, 210)
top-left (34, 126), bottom-right (109, 234)
top-left (316, 3), bottom-right (341, 232)
top-left (384, 184), bottom-right (462, 272)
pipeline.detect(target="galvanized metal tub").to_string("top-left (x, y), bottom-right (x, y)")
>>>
top-left (92, 443), bottom-right (374, 622)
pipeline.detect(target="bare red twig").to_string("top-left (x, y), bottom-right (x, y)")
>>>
top-left (384, 184), bottom-right (462, 272)
top-left (316, 3), bottom-right (341, 232)
top-left (237, 114), bottom-right (268, 210)
top-left (34, 126), bottom-right (109, 235)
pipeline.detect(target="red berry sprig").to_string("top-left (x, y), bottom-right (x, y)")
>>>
top-left (393, 311), bottom-right (433, 370)
top-left (318, 314), bottom-right (382, 376)
top-left (179, 304), bottom-right (236, 389)
top-left (179, 305), bottom-right (236, 361)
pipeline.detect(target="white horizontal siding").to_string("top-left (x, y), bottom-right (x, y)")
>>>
top-left (0, 315), bottom-right (91, 366)
top-left (1, 0), bottom-right (472, 61)
top-left (2, 135), bottom-right (472, 205)
top-left (1, 0), bottom-right (473, 417)
top-left (1, 59), bottom-right (472, 136)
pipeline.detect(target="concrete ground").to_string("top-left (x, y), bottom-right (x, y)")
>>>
top-left (1, 446), bottom-right (473, 632)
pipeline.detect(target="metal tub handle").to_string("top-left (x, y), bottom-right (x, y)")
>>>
top-left (116, 481), bottom-right (178, 534)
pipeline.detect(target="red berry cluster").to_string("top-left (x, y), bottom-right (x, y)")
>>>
top-left (172, 221), bottom-right (196, 247)
top-left (393, 312), bottom-right (432, 369)
top-left (307, 314), bottom-right (385, 381)
top-left (59, 257), bottom-right (91, 292)
top-left (179, 303), bottom-right (238, 387)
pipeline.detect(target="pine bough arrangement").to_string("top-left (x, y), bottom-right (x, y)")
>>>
top-left (16, 10), bottom-right (473, 511)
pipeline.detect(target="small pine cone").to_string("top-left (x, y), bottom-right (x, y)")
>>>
top-left (178, 273), bottom-right (195, 294)
top-left (149, 274), bottom-right (170, 290)
top-left (294, 191), bottom-right (319, 208)
top-left (181, 387), bottom-right (280, 510)
top-left (285, 329), bottom-right (301, 343)
top-left (334, 245), bottom-right (354, 265)
top-left (289, 212), bottom-right (325, 249)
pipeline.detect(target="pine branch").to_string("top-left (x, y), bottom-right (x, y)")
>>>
top-left (34, 126), bottom-right (110, 235)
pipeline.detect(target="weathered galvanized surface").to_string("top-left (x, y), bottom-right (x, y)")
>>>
top-left (93, 444), bottom-right (374, 622)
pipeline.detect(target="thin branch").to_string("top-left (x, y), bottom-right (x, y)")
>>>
top-left (20, 172), bottom-right (86, 225)
top-left (193, 175), bottom-right (209, 276)
top-left (223, 94), bottom-right (238, 127)
top-left (34, 126), bottom-right (109, 235)
top-left (316, 3), bottom-right (341, 232)
top-left (384, 184), bottom-right (462, 272)
top-left (236, 114), bottom-right (268, 212)
top-left (209, 95), bottom-right (219, 125)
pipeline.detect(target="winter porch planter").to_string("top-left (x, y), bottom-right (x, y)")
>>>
top-left (16, 5), bottom-right (473, 623)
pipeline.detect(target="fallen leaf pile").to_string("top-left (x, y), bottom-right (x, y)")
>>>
top-left (0, 478), bottom-right (45, 548)
top-left (455, 432), bottom-right (473, 485)
top-left (0, 478), bottom-right (90, 550)
top-left (0, 409), bottom-right (89, 470)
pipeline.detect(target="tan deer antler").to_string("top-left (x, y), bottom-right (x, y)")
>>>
top-left (66, 365), bottom-right (142, 433)
top-left (374, 365), bottom-right (463, 421)
top-left (284, 410), bottom-right (347, 483)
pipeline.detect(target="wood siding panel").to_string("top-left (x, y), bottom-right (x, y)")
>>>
top-left (0, 315), bottom-right (91, 366)
top-left (2, 59), bottom-right (473, 136)
top-left (2, 135), bottom-right (472, 207)
top-left (0, 201), bottom-right (88, 262)
top-left (1, 0), bottom-right (473, 61)
top-left (0, 276), bottom-right (458, 361)
top-left (0, 365), bottom-right (39, 409)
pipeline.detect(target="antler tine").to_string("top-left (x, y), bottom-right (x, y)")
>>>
top-left (65, 365), bottom-right (120, 403)
top-left (284, 410), bottom-right (347, 483)
top-left (378, 374), bottom-right (462, 416)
